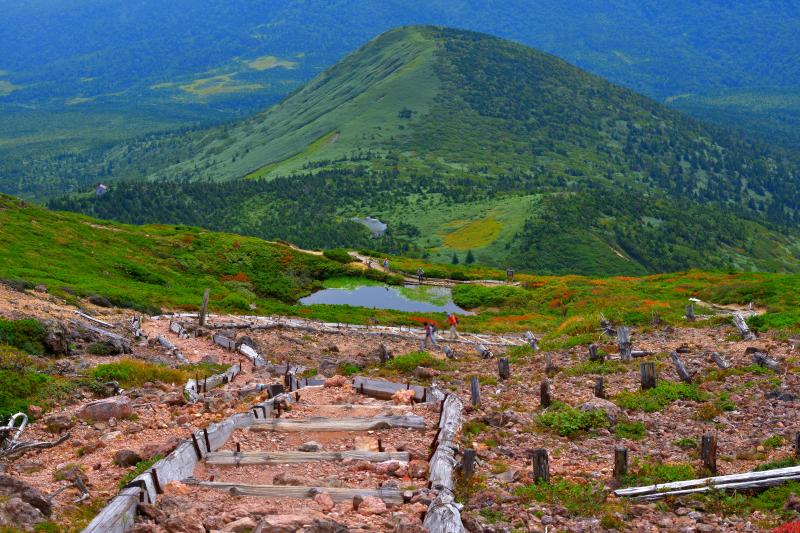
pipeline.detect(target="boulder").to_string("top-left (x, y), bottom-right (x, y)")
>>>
top-left (0, 475), bottom-right (51, 517)
top-left (357, 496), bottom-right (387, 516)
top-left (298, 441), bottom-right (323, 452)
top-left (42, 319), bottom-right (69, 356)
top-left (0, 497), bottom-right (46, 531)
top-left (407, 459), bottom-right (429, 479)
top-left (225, 517), bottom-right (257, 532)
top-left (114, 449), bottom-right (142, 467)
top-left (306, 519), bottom-right (350, 533)
top-left (579, 398), bottom-right (621, 424)
top-left (319, 358), bottom-right (339, 378)
top-left (44, 414), bottom-right (73, 434)
top-left (324, 375), bottom-right (350, 388)
top-left (140, 436), bottom-right (181, 461)
top-left (314, 490), bottom-right (335, 512)
top-left (392, 389), bottom-right (416, 405)
top-left (78, 396), bottom-right (132, 422)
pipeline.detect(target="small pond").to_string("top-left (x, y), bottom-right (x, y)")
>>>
top-left (351, 216), bottom-right (387, 237)
top-left (300, 279), bottom-right (472, 315)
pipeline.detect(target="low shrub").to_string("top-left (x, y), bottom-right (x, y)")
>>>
top-left (565, 360), bottom-right (626, 376)
top-left (674, 437), bottom-right (698, 449)
top-left (615, 381), bottom-right (706, 412)
top-left (537, 402), bottom-right (609, 437)
top-left (754, 457), bottom-right (800, 472)
top-left (385, 351), bottom-right (448, 373)
top-left (119, 455), bottom-right (163, 489)
top-left (614, 420), bottom-right (647, 440)
top-left (323, 248), bottom-right (353, 264)
top-left (515, 480), bottom-right (607, 516)
top-left (621, 459), bottom-right (696, 487)
top-left (0, 318), bottom-right (45, 354)
top-left (91, 359), bottom-right (227, 388)
top-left (0, 347), bottom-right (73, 419)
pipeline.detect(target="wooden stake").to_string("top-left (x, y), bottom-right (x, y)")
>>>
top-left (588, 344), bottom-right (601, 362)
top-left (701, 434), bottom-right (717, 475)
top-left (532, 448), bottom-right (549, 483)
top-left (618, 327), bottom-right (632, 361)
top-left (540, 380), bottom-right (552, 408)
top-left (710, 351), bottom-right (731, 369)
top-left (199, 288), bottom-right (210, 327)
top-left (594, 377), bottom-right (606, 399)
top-left (795, 432), bottom-right (800, 459)
top-left (462, 448), bottom-right (476, 479)
top-left (640, 362), bottom-right (657, 390)
top-left (613, 446), bottom-right (628, 482)
top-left (470, 376), bottom-right (481, 408)
top-left (671, 352), bottom-right (693, 384)
top-left (685, 304), bottom-right (695, 321)
top-left (544, 352), bottom-right (555, 375)
top-left (498, 357), bottom-right (510, 380)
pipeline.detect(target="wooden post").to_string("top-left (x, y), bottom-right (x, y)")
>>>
top-left (470, 376), bottom-right (481, 408)
top-left (685, 303), bottom-right (695, 322)
top-left (733, 313), bottom-right (755, 340)
top-left (640, 362), bottom-right (657, 390)
top-left (613, 446), bottom-right (628, 482)
top-left (524, 331), bottom-right (539, 351)
top-left (540, 380), bottom-right (552, 408)
top-left (498, 358), bottom-right (510, 380)
top-left (199, 288), bottom-right (210, 327)
top-left (651, 310), bottom-right (660, 327)
top-left (594, 377), bottom-right (606, 399)
top-left (752, 352), bottom-right (781, 372)
top-left (710, 351), bottom-right (731, 369)
top-left (532, 448), bottom-right (549, 483)
top-left (588, 344), bottom-right (602, 362)
top-left (618, 327), bottom-right (632, 361)
top-left (670, 352), bottom-right (693, 384)
top-left (544, 352), bottom-right (555, 375)
top-left (795, 432), bottom-right (800, 459)
top-left (701, 434), bottom-right (717, 475)
top-left (462, 448), bottom-right (476, 479)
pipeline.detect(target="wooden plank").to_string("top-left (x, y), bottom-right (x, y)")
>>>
top-left (213, 334), bottom-right (236, 350)
top-left (191, 481), bottom-right (403, 504)
top-left (615, 465), bottom-right (800, 498)
top-left (250, 415), bottom-right (425, 432)
top-left (81, 487), bottom-right (140, 533)
top-left (424, 392), bottom-right (465, 533)
top-left (205, 450), bottom-right (410, 465)
top-left (352, 376), bottom-right (427, 402)
top-left (75, 310), bottom-right (115, 329)
top-left (625, 473), bottom-right (800, 501)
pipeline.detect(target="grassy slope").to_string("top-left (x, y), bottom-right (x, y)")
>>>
top-left (4, 194), bottom-right (800, 339)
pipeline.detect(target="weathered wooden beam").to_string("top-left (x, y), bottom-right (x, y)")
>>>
top-left (532, 448), bottom-right (549, 483)
top-left (752, 352), bottom-right (781, 372)
top-left (618, 326), bottom-right (632, 361)
top-left (640, 362), bottom-right (657, 390)
top-left (540, 380), bottom-right (552, 408)
top-left (191, 481), bottom-right (403, 504)
top-left (249, 415), bottom-right (426, 432)
top-left (701, 434), bottom-right (717, 475)
top-left (497, 357), bottom-right (510, 380)
top-left (670, 352), bottom-right (693, 384)
top-left (212, 333), bottom-right (236, 351)
top-left (352, 377), bottom-right (427, 402)
top-left (613, 446), bottom-right (628, 482)
top-left (710, 351), bottom-right (731, 369)
top-left (75, 310), bottom-right (115, 329)
top-left (205, 450), bottom-right (410, 465)
top-left (470, 376), bottom-right (481, 408)
top-left (732, 313), bottom-right (756, 340)
top-left (594, 377), bottom-right (606, 399)
top-left (616, 465), bottom-right (800, 500)
top-left (71, 320), bottom-right (131, 353)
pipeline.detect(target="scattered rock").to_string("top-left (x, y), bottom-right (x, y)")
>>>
top-left (225, 516), bottom-right (257, 532)
top-left (314, 490), bottom-right (335, 512)
top-left (0, 497), bottom-right (46, 531)
top-left (139, 436), bottom-right (181, 461)
top-left (325, 375), bottom-right (350, 388)
top-left (114, 449), bottom-right (142, 467)
top-left (299, 441), bottom-right (323, 452)
top-left (78, 396), bottom-right (133, 422)
top-left (306, 518), bottom-right (350, 533)
top-left (407, 459), bottom-right (429, 479)
top-left (319, 358), bottom-right (339, 378)
top-left (0, 475), bottom-right (51, 517)
top-left (273, 472), bottom-right (305, 486)
top-left (578, 397), bottom-right (621, 424)
top-left (413, 366), bottom-right (436, 379)
top-left (357, 496), bottom-right (387, 516)
top-left (42, 319), bottom-right (69, 355)
top-left (392, 389), bottom-right (416, 405)
top-left (354, 436), bottom-right (380, 452)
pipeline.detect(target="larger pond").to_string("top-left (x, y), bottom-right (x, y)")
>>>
top-left (300, 279), bottom-right (471, 315)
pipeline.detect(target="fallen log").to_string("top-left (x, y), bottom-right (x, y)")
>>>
top-left (71, 320), bottom-right (131, 353)
top-left (733, 313), bottom-right (756, 340)
top-left (188, 481), bottom-right (403, 504)
top-left (615, 464), bottom-right (800, 501)
top-left (250, 415), bottom-right (426, 432)
top-left (352, 376), bottom-right (427, 403)
top-left (710, 351), bottom-right (731, 369)
top-left (75, 311), bottom-right (115, 329)
top-left (205, 450), bottom-right (410, 465)
top-left (156, 335), bottom-right (189, 364)
top-left (424, 392), bottom-right (465, 533)
top-left (752, 352), bottom-right (781, 372)
top-left (670, 351), bottom-right (693, 384)
top-left (184, 364), bottom-right (241, 403)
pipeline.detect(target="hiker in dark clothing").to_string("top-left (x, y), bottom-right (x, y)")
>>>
top-left (417, 267), bottom-right (425, 284)
top-left (506, 267), bottom-right (515, 283)
top-left (424, 322), bottom-right (438, 348)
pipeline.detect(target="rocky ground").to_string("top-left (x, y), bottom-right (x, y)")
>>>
top-left (0, 285), bottom-right (798, 532)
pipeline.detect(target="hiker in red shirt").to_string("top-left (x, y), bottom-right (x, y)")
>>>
top-left (447, 312), bottom-right (459, 339)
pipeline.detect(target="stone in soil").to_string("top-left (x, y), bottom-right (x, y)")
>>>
top-left (77, 395), bottom-right (132, 421)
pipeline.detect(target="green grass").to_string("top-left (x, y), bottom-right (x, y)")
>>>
top-left (621, 459), bottom-right (696, 487)
top-left (615, 381), bottom-right (707, 412)
top-left (515, 480), bottom-right (607, 516)
top-left (384, 351), bottom-right (448, 373)
top-left (119, 455), bottom-right (163, 489)
top-left (754, 457), bottom-right (800, 472)
top-left (674, 437), bottom-right (699, 449)
top-left (90, 359), bottom-right (228, 388)
top-left (614, 420), bottom-right (647, 440)
top-left (0, 347), bottom-right (75, 419)
top-left (0, 318), bottom-right (46, 354)
top-left (536, 401), bottom-right (609, 437)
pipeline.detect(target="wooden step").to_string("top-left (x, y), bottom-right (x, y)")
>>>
top-left (188, 480), bottom-right (403, 503)
top-left (249, 415), bottom-right (426, 432)
top-left (205, 450), bottom-right (410, 465)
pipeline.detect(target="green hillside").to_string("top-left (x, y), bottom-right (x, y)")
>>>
top-left (52, 27), bottom-right (800, 275)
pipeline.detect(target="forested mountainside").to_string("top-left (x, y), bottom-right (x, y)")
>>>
top-left (48, 28), bottom-right (800, 275)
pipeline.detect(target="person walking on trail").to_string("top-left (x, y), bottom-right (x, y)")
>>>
top-left (506, 267), bottom-right (515, 283)
top-left (417, 267), bottom-right (425, 284)
top-left (383, 258), bottom-right (390, 272)
top-left (424, 322), bottom-right (438, 348)
top-left (447, 312), bottom-right (459, 339)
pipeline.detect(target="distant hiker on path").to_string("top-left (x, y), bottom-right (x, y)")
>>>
top-left (383, 258), bottom-right (390, 272)
top-left (424, 322), bottom-right (438, 348)
top-left (447, 312), bottom-right (459, 339)
top-left (506, 267), bottom-right (515, 283)
top-left (417, 267), bottom-right (425, 284)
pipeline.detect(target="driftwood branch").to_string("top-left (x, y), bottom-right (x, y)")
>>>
top-left (732, 313), bottom-right (756, 340)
